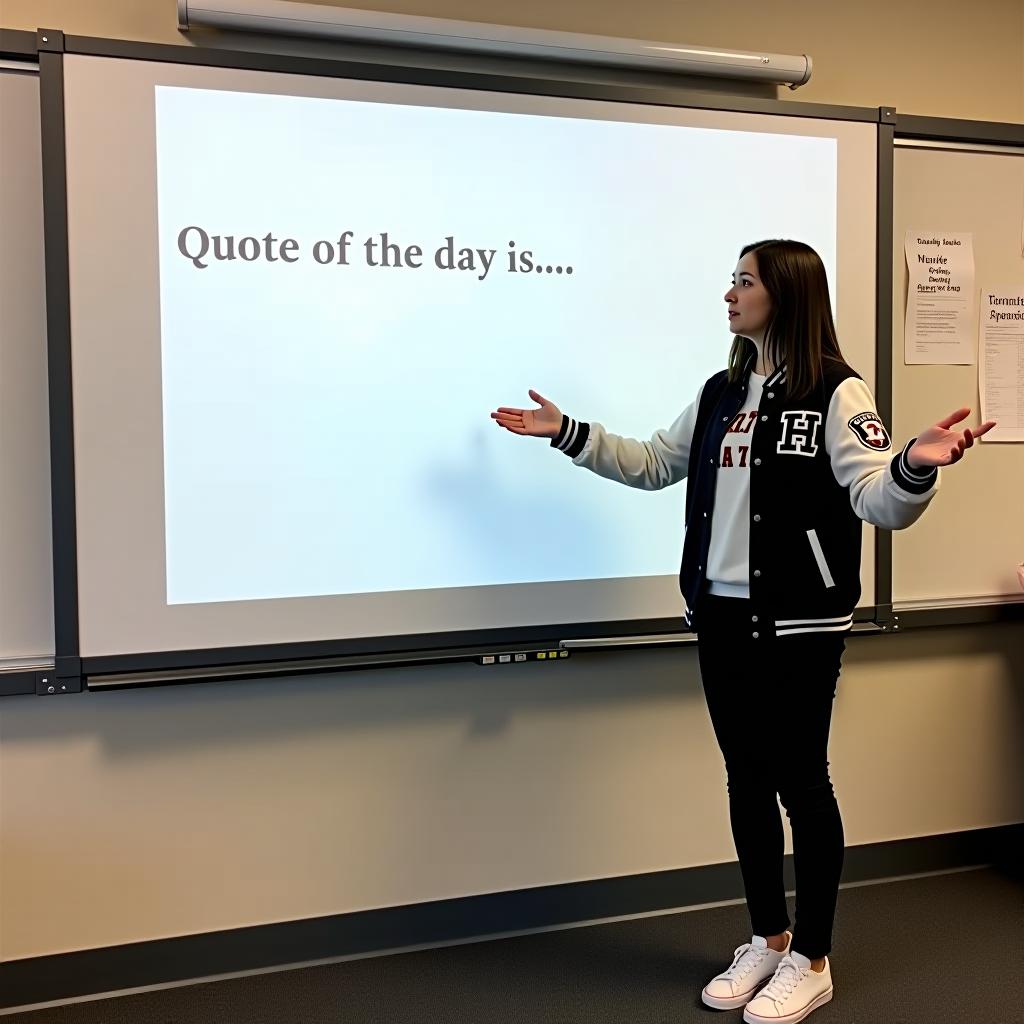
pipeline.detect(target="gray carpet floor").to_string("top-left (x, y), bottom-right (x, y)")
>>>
top-left (5, 866), bottom-right (1023, 1024)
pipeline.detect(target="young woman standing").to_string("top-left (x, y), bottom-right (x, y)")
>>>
top-left (491, 239), bottom-right (993, 1023)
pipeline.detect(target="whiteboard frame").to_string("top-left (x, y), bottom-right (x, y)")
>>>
top-left (19, 29), bottom-right (914, 691)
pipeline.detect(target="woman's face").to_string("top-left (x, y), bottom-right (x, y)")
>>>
top-left (724, 251), bottom-right (772, 340)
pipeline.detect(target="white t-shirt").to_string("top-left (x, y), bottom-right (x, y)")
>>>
top-left (706, 370), bottom-right (765, 597)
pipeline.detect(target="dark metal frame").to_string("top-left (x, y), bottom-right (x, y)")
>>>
top-left (895, 115), bottom-right (1023, 147)
top-left (37, 30), bottom-right (82, 695)
top-left (2, 28), bottom-right (1015, 696)
top-left (0, 28), bottom-right (36, 59)
top-left (873, 107), bottom-right (897, 631)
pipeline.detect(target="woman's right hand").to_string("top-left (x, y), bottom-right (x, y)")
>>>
top-left (491, 389), bottom-right (562, 439)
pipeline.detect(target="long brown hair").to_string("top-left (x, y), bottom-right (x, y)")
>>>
top-left (726, 239), bottom-right (847, 398)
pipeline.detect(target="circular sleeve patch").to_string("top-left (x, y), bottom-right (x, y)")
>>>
top-left (848, 412), bottom-right (892, 451)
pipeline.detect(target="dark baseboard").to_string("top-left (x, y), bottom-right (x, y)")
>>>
top-left (2, 823), bottom-right (1020, 1011)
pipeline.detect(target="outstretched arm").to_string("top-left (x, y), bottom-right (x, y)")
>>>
top-left (828, 381), bottom-right (995, 530)
top-left (492, 387), bottom-right (702, 490)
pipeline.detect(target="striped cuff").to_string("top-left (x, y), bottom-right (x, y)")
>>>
top-left (550, 414), bottom-right (590, 458)
top-left (890, 439), bottom-right (938, 495)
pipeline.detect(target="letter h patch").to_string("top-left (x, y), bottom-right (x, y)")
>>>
top-left (777, 410), bottom-right (822, 457)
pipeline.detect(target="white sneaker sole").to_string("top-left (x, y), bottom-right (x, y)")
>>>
top-left (701, 982), bottom-right (766, 1010)
top-left (742, 986), bottom-right (833, 1023)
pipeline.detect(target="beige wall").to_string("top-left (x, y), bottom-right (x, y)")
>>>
top-left (1, 0), bottom-right (1022, 962)
top-left (3, 0), bottom-right (1023, 121)
top-left (3, 633), bottom-right (1023, 959)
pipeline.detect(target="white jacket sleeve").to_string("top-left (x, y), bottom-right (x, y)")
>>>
top-left (550, 385), bottom-right (702, 491)
top-left (825, 376), bottom-right (939, 530)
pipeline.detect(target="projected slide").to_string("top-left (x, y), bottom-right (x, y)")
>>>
top-left (65, 55), bottom-right (877, 656)
top-left (154, 86), bottom-right (837, 606)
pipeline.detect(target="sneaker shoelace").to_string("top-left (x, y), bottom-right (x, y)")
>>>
top-left (759, 955), bottom-right (806, 1002)
top-left (722, 942), bottom-right (769, 982)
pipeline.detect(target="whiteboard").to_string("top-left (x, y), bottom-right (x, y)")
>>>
top-left (1, 49), bottom-right (885, 680)
top-left (892, 142), bottom-right (1024, 608)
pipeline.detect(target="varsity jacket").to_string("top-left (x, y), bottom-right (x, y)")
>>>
top-left (550, 358), bottom-right (939, 637)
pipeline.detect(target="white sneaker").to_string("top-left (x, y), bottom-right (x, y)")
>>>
top-left (701, 931), bottom-right (792, 1010)
top-left (742, 950), bottom-right (833, 1023)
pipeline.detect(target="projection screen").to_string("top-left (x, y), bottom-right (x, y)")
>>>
top-left (61, 54), bottom-right (878, 660)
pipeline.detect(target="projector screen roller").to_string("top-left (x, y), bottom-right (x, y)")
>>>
top-left (62, 55), bottom-right (878, 659)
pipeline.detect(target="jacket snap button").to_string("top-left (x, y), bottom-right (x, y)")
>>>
top-left (752, 615), bottom-right (759, 623)
top-left (753, 514), bottom-right (761, 523)
top-left (761, 415), bottom-right (768, 422)
top-left (753, 570), bottom-right (761, 578)
top-left (768, 392), bottom-right (775, 399)
top-left (752, 632), bottom-right (760, 639)
top-left (722, 416), bottom-right (729, 422)
top-left (754, 458), bottom-right (762, 466)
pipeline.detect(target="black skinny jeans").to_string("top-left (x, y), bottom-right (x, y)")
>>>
top-left (697, 593), bottom-right (846, 960)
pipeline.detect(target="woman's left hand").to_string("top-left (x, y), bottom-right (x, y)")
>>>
top-left (906, 407), bottom-right (996, 468)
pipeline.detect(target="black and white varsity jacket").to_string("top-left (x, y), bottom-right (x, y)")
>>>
top-left (550, 358), bottom-right (939, 637)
